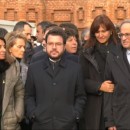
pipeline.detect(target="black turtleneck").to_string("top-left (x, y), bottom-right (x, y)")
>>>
top-left (16, 58), bottom-right (21, 63)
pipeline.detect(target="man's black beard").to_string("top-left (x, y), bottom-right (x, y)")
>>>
top-left (48, 52), bottom-right (64, 62)
top-left (48, 55), bottom-right (61, 61)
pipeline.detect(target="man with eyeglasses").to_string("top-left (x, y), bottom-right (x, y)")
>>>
top-left (104, 19), bottom-right (130, 130)
top-left (31, 23), bottom-right (58, 63)
top-left (25, 26), bottom-right (86, 130)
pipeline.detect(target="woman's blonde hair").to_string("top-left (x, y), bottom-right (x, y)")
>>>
top-left (5, 31), bottom-right (27, 64)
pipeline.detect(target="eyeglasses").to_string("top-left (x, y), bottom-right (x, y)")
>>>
top-left (47, 42), bottom-right (63, 47)
top-left (118, 33), bottom-right (130, 39)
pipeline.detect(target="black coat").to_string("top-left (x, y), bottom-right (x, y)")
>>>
top-left (79, 43), bottom-right (116, 130)
top-left (79, 47), bottom-right (104, 130)
top-left (25, 53), bottom-right (86, 130)
top-left (104, 45), bottom-right (130, 129)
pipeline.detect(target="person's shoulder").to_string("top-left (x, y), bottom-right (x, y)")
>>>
top-left (31, 51), bottom-right (46, 63)
top-left (109, 43), bottom-right (122, 56)
top-left (65, 52), bottom-right (79, 63)
top-left (31, 55), bottom-right (46, 65)
top-left (29, 59), bottom-right (44, 70)
top-left (65, 55), bottom-right (80, 68)
top-left (33, 45), bottom-right (43, 53)
top-left (33, 50), bottom-right (44, 58)
top-left (65, 59), bottom-right (82, 73)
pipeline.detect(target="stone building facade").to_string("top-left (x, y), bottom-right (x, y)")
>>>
top-left (0, 0), bottom-right (130, 30)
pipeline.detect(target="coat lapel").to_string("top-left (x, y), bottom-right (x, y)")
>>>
top-left (83, 48), bottom-right (100, 72)
top-left (54, 54), bottom-right (67, 76)
top-left (42, 55), bottom-right (54, 78)
top-left (42, 53), bottom-right (67, 78)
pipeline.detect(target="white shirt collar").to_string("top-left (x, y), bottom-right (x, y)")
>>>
top-left (49, 58), bottom-right (61, 63)
top-left (126, 49), bottom-right (130, 55)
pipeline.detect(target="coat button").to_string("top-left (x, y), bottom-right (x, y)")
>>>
top-left (53, 82), bottom-right (56, 86)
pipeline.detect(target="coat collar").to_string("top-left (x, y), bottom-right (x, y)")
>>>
top-left (82, 42), bottom-right (118, 73)
top-left (41, 52), bottom-right (67, 70)
top-left (41, 52), bottom-right (67, 78)
top-left (82, 47), bottom-right (100, 72)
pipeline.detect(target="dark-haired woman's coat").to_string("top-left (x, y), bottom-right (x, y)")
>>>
top-left (79, 43), bottom-right (116, 130)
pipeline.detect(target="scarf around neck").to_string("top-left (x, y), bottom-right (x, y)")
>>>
top-left (0, 60), bottom-right (10, 73)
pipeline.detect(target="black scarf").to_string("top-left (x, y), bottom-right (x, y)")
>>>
top-left (0, 60), bottom-right (10, 73)
top-left (94, 42), bottom-right (113, 80)
top-left (0, 60), bottom-right (10, 123)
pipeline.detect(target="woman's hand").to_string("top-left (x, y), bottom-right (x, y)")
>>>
top-left (99, 80), bottom-right (114, 93)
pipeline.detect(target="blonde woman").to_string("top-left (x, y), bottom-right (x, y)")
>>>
top-left (1, 32), bottom-right (26, 130)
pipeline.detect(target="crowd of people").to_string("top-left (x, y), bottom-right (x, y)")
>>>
top-left (0, 14), bottom-right (130, 130)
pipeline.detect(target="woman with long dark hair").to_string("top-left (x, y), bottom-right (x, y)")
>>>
top-left (79, 14), bottom-right (119, 130)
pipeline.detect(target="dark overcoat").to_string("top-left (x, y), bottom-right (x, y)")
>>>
top-left (25, 53), bottom-right (86, 130)
top-left (79, 47), bottom-right (104, 130)
top-left (104, 45), bottom-right (130, 129)
top-left (79, 41), bottom-right (117, 130)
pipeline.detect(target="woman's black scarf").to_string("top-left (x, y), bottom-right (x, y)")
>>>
top-left (0, 60), bottom-right (10, 126)
top-left (0, 60), bottom-right (10, 73)
top-left (94, 40), bottom-right (114, 80)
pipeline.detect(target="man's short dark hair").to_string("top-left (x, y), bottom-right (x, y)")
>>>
top-left (45, 27), bottom-right (67, 45)
top-left (0, 37), bottom-right (6, 44)
top-left (13, 21), bottom-right (32, 32)
top-left (37, 21), bottom-right (52, 33)
top-left (43, 23), bottom-right (58, 33)
top-left (64, 28), bottom-right (77, 40)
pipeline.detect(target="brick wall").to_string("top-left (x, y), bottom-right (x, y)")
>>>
top-left (0, 0), bottom-right (130, 30)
